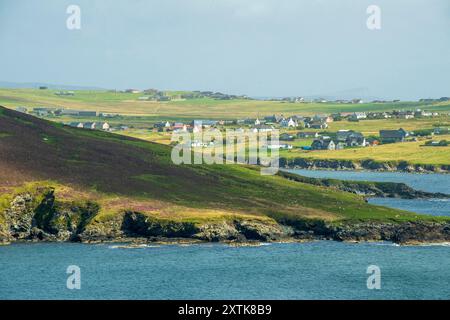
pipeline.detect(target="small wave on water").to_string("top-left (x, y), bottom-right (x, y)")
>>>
top-left (416, 242), bottom-right (450, 247)
top-left (108, 244), bottom-right (161, 249)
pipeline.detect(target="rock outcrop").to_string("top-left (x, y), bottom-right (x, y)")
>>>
top-left (280, 158), bottom-right (450, 174)
top-left (1, 186), bottom-right (450, 245)
top-left (278, 171), bottom-right (450, 199)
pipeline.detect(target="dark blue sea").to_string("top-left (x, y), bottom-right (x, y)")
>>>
top-left (286, 169), bottom-right (450, 216)
top-left (1, 242), bottom-right (450, 300)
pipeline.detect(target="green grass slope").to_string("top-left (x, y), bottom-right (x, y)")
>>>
top-left (0, 106), bottom-right (442, 225)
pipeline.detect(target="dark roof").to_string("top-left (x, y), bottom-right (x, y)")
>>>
top-left (380, 129), bottom-right (407, 139)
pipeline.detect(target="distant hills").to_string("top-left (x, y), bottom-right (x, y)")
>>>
top-left (0, 81), bottom-right (105, 91)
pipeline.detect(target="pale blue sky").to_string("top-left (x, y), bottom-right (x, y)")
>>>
top-left (0, 0), bottom-right (449, 99)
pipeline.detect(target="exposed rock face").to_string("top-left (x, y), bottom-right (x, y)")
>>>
top-left (234, 220), bottom-right (294, 241)
top-left (1, 188), bottom-right (100, 242)
top-left (195, 222), bottom-right (243, 242)
top-left (121, 211), bottom-right (198, 238)
top-left (4, 193), bottom-right (36, 239)
top-left (280, 158), bottom-right (450, 174)
top-left (1, 186), bottom-right (450, 245)
top-left (195, 220), bottom-right (294, 242)
top-left (79, 214), bottom-right (125, 242)
top-left (323, 222), bottom-right (450, 244)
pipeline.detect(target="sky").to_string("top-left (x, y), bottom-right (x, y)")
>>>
top-left (0, 0), bottom-right (449, 100)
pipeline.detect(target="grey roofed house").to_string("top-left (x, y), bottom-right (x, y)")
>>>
top-left (264, 115), bottom-right (283, 123)
top-left (192, 120), bottom-right (217, 127)
top-left (337, 130), bottom-right (365, 143)
top-left (434, 127), bottom-right (449, 135)
top-left (83, 122), bottom-right (96, 129)
top-left (78, 111), bottom-right (97, 117)
top-left (68, 122), bottom-right (84, 128)
top-left (379, 128), bottom-right (408, 142)
top-left (60, 109), bottom-right (81, 115)
top-left (252, 124), bottom-right (274, 132)
top-left (311, 139), bottom-right (336, 150)
top-left (279, 133), bottom-right (295, 141)
top-left (15, 106), bottom-right (28, 113)
top-left (309, 121), bottom-right (328, 129)
top-left (297, 132), bottom-right (319, 138)
top-left (345, 134), bottom-right (366, 147)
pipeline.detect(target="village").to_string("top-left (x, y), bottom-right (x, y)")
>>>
top-left (13, 105), bottom-right (450, 152)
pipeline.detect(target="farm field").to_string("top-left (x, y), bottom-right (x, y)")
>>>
top-left (1, 88), bottom-right (450, 120)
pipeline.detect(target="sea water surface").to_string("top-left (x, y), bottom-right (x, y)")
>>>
top-left (286, 169), bottom-right (450, 216)
top-left (1, 242), bottom-right (450, 300)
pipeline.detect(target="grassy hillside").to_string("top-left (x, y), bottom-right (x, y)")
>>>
top-left (0, 106), bottom-right (439, 227)
top-left (1, 88), bottom-right (450, 120)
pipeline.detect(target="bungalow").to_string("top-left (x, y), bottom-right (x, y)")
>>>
top-left (267, 144), bottom-right (293, 150)
top-left (173, 123), bottom-right (188, 132)
top-left (33, 107), bottom-right (57, 117)
top-left (192, 120), bottom-right (217, 128)
top-left (60, 110), bottom-right (97, 117)
top-left (349, 112), bottom-right (367, 121)
top-left (125, 89), bottom-right (141, 94)
top-left (280, 118), bottom-right (298, 128)
top-left (280, 133), bottom-right (295, 141)
top-left (252, 125), bottom-right (274, 133)
top-left (80, 111), bottom-right (98, 117)
top-left (264, 115), bottom-right (283, 123)
top-left (336, 130), bottom-right (366, 147)
top-left (68, 122), bottom-right (84, 128)
top-left (288, 118), bottom-right (298, 127)
top-left (95, 122), bottom-right (110, 131)
top-left (313, 115), bottom-right (333, 123)
top-left (434, 127), bottom-right (449, 135)
top-left (15, 106), bottom-right (28, 113)
top-left (414, 109), bottom-right (433, 117)
top-left (397, 111), bottom-right (414, 119)
top-left (297, 132), bottom-right (320, 139)
top-left (311, 139), bottom-right (336, 150)
top-left (83, 122), bottom-right (96, 130)
top-left (309, 121), bottom-right (328, 129)
top-left (379, 128), bottom-right (408, 143)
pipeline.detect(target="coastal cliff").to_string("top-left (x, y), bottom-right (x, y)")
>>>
top-left (1, 186), bottom-right (449, 245)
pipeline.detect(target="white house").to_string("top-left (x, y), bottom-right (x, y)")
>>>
top-left (100, 122), bottom-right (110, 131)
top-left (266, 144), bottom-right (293, 150)
top-left (288, 118), bottom-right (298, 127)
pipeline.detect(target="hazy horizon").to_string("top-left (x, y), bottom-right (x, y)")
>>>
top-left (0, 0), bottom-right (449, 100)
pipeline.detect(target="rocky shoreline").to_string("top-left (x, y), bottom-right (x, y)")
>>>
top-left (1, 187), bottom-right (450, 246)
top-left (277, 171), bottom-right (450, 199)
top-left (280, 158), bottom-right (450, 173)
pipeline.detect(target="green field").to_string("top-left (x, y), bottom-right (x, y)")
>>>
top-left (1, 88), bottom-right (450, 121)
top-left (281, 135), bottom-right (450, 166)
top-left (1, 88), bottom-right (449, 167)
